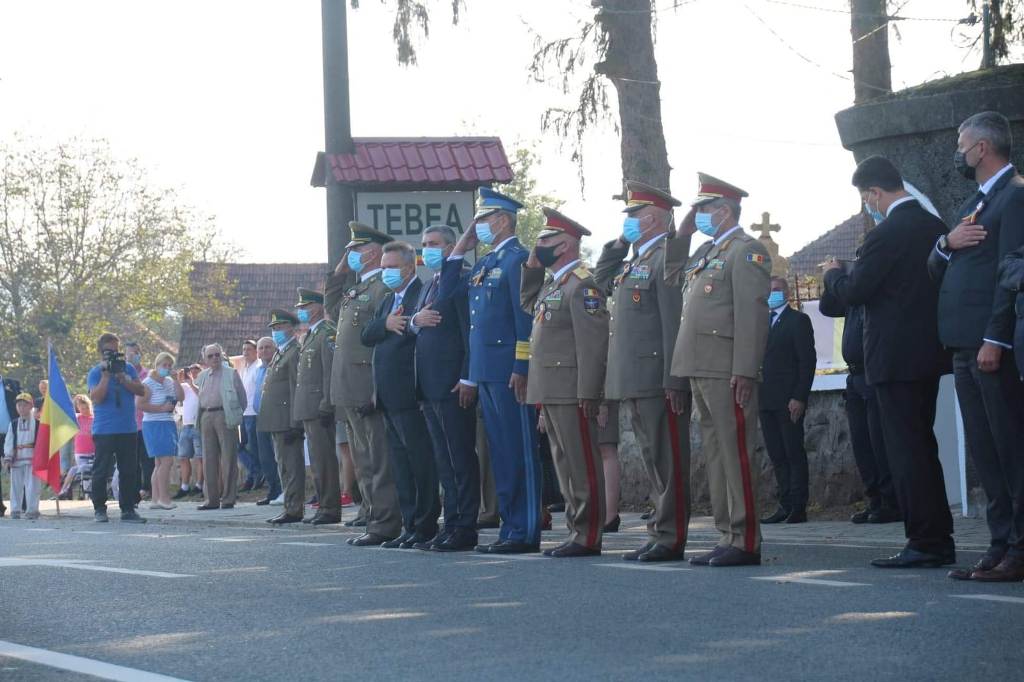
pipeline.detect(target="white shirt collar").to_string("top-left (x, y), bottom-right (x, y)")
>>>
top-left (980, 163), bottom-right (1014, 195)
top-left (360, 267), bottom-right (382, 283)
top-left (886, 195), bottom-right (916, 216)
top-left (492, 236), bottom-right (517, 253)
top-left (393, 277), bottom-right (415, 301)
top-left (551, 259), bottom-right (580, 282)
top-left (713, 225), bottom-right (743, 246)
top-left (637, 233), bottom-right (667, 258)
top-left (278, 336), bottom-right (295, 351)
top-left (309, 319), bottom-right (324, 333)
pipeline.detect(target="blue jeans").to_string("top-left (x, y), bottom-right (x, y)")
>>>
top-left (238, 415), bottom-right (262, 484)
top-left (256, 430), bottom-right (282, 499)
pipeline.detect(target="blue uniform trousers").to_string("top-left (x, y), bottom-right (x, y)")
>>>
top-left (478, 381), bottom-right (541, 544)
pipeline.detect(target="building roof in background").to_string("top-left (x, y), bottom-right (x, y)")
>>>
top-left (179, 262), bottom-right (328, 366)
top-left (310, 137), bottom-right (513, 189)
top-left (786, 212), bottom-right (872, 278)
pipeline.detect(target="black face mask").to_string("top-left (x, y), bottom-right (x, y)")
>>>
top-left (954, 141), bottom-right (981, 181)
top-left (535, 243), bottom-right (561, 268)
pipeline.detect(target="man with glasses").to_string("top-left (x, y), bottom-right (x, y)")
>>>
top-left (195, 344), bottom-right (247, 510)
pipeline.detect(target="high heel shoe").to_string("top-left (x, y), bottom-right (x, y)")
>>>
top-left (603, 515), bottom-right (621, 533)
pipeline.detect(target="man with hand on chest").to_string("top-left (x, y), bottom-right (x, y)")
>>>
top-left (521, 208), bottom-right (609, 558)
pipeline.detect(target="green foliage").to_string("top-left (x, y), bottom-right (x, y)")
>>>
top-left (967, 0), bottom-right (1024, 63)
top-left (0, 138), bottom-right (237, 391)
top-left (350, 0), bottom-right (464, 66)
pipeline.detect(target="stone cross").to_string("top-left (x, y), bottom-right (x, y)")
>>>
top-left (753, 212), bottom-right (781, 241)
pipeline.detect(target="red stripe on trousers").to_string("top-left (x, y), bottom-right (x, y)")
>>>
top-left (577, 407), bottom-right (601, 550)
top-left (732, 401), bottom-right (757, 553)
top-left (664, 400), bottom-right (688, 552)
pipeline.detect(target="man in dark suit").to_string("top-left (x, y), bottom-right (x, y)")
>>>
top-left (999, 247), bottom-right (1024, 378)
top-left (362, 240), bottom-right (441, 550)
top-left (759, 277), bottom-right (816, 525)
top-left (820, 286), bottom-right (901, 524)
top-left (823, 155), bottom-right (954, 569)
top-left (928, 111), bottom-right (1024, 583)
top-left (408, 225), bottom-right (479, 552)
top-left (0, 374), bottom-right (21, 517)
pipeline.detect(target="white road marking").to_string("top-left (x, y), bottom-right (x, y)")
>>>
top-left (76, 531), bottom-right (112, 535)
top-left (0, 639), bottom-right (190, 681)
top-left (203, 537), bottom-right (255, 543)
top-left (23, 528), bottom-right (58, 532)
top-left (595, 563), bottom-right (692, 572)
top-left (0, 558), bottom-right (192, 579)
top-left (124, 533), bottom-right (189, 539)
top-left (279, 541), bottom-right (332, 547)
top-left (752, 577), bottom-right (868, 587)
top-left (951, 594), bottom-right (1024, 605)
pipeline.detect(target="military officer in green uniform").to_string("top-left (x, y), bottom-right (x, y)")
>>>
top-left (521, 208), bottom-right (609, 558)
top-left (668, 172), bottom-right (771, 567)
top-left (293, 288), bottom-right (340, 525)
top-left (594, 180), bottom-right (692, 562)
top-left (325, 222), bottom-right (402, 546)
top-left (260, 309), bottom-right (306, 525)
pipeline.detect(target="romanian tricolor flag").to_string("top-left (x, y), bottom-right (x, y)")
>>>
top-left (32, 344), bottom-right (79, 492)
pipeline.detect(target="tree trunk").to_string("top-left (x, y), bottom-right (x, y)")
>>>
top-left (593, 0), bottom-right (671, 191)
top-left (851, 0), bottom-right (892, 104)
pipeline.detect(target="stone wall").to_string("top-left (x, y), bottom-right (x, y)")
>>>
top-left (617, 389), bottom-right (864, 512)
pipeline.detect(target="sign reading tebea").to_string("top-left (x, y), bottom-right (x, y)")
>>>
top-left (355, 191), bottom-right (475, 242)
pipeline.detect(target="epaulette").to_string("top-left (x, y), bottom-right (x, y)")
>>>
top-left (573, 265), bottom-right (592, 280)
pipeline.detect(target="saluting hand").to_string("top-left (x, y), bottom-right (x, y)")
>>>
top-left (731, 376), bottom-right (754, 409)
top-left (947, 221), bottom-right (987, 250)
top-left (385, 305), bottom-right (409, 335)
top-left (453, 226), bottom-right (479, 256)
top-left (335, 249), bottom-right (352, 275)
top-left (678, 207), bottom-right (697, 238)
top-left (526, 246), bottom-right (542, 269)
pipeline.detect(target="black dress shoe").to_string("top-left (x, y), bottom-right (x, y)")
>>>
top-left (850, 508), bottom-right (872, 524)
top-left (311, 514), bottom-right (341, 526)
top-left (709, 546), bottom-right (761, 567)
top-left (785, 509), bottom-right (807, 524)
top-left (868, 507), bottom-right (902, 524)
top-left (382, 532), bottom-right (414, 549)
top-left (689, 546), bottom-right (728, 566)
top-left (476, 519), bottom-right (500, 530)
top-left (760, 507), bottom-right (789, 524)
top-left (622, 542), bottom-right (656, 561)
top-left (401, 533), bottom-right (434, 549)
top-left (948, 551), bottom-right (1005, 580)
top-left (488, 540), bottom-right (540, 555)
top-left (434, 531), bottom-right (478, 552)
top-left (351, 533), bottom-right (394, 547)
top-left (413, 532), bottom-right (448, 551)
top-left (344, 517), bottom-right (368, 527)
top-left (543, 541), bottom-right (572, 557)
top-left (196, 503), bottom-right (219, 510)
top-left (549, 542), bottom-right (600, 558)
top-left (220, 503), bottom-right (235, 509)
top-left (871, 547), bottom-right (955, 568)
top-left (256, 497), bottom-right (272, 506)
top-left (268, 513), bottom-right (303, 524)
top-left (302, 514), bottom-right (321, 524)
top-left (603, 515), bottom-right (621, 533)
top-left (638, 544), bottom-right (686, 562)
top-left (547, 502), bottom-right (566, 513)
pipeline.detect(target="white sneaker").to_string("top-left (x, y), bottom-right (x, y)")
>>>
top-left (161, 503), bottom-right (177, 510)
top-left (269, 493), bottom-right (284, 506)
top-left (148, 502), bottom-right (164, 510)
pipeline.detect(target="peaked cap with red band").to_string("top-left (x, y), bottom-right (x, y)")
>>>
top-left (538, 207), bottom-right (592, 240)
top-left (622, 180), bottom-right (682, 213)
top-left (691, 172), bottom-right (749, 207)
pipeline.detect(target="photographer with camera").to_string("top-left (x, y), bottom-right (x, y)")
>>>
top-left (87, 332), bottom-right (147, 523)
top-left (138, 352), bottom-right (184, 510)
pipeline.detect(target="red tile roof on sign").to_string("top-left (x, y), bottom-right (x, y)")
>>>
top-left (311, 137), bottom-right (513, 189)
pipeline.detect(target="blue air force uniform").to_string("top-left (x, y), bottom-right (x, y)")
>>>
top-left (437, 188), bottom-right (542, 547)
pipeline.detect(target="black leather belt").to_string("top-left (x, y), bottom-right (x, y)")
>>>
top-left (199, 406), bottom-right (223, 413)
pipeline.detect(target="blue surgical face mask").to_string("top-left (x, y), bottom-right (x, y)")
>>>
top-left (767, 291), bottom-right (787, 310)
top-left (382, 268), bottom-right (405, 290)
top-left (475, 222), bottom-right (495, 245)
top-left (694, 209), bottom-right (721, 237)
top-left (296, 309), bottom-right (310, 324)
top-left (864, 200), bottom-right (884, 225)
top-left (422, 247), bottom-right (445, 271)
top-left (347, 249), bottom-right (365, 273)
top-left (157, 367), bottom-right (170, 378)
top-left (622, 217), bottom-right (643, 243)
top-left (272, 330), bottom-right (289, 346)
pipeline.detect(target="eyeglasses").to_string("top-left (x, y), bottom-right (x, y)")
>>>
top-left (205, 353), bottom-right (221, 359)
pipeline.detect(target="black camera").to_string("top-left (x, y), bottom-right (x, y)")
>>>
top-left (102, 349), bottom-right (127, 374)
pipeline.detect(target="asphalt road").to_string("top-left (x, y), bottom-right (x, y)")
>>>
top-left (0, 510), bottom-right (1021, 681)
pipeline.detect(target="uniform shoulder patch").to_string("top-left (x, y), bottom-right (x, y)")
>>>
top-left (582, 287), bottom-right (605, 314)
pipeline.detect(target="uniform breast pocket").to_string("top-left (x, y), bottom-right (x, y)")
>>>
top-left (624, 276), bottom-right (653, 307)
top-left (483, 277), bottom-right (501, 301)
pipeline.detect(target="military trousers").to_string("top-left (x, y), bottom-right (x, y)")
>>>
top-left (690, 378), bottom-right (762, 554)
top-left (621, 396), bottom-right (691, 551)
top-left (541, 403), bottom-right (605, 550)
top-left (302, 418), bottom-right (340, 519)
top-left (342, 407), bottom-right (402, 538)
top-left (199, 410), bottom-right (239, 507)
top-left (478, 382), bottom-right (542, 545)
top-left (272, 431), bottom-right (306, 518)
top-left (475, 407), bottom-right (499, 526)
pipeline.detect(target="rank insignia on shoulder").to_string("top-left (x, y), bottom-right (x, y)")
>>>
top-left (573, 265), bottom-right (591, 280)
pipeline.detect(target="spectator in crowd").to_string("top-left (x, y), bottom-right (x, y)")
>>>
top-left (3, 393), bottom-right (41, 519)
top-left (0, 372), bottom-right (21, 517)
top-left (362, 240), bottom-right (441, 549)
top-left (195, 343), bottom-right (246, 510)
top-left (820, 275), bottom-right (901, 524)
top-left (597, 402), bottom-right (621, 533)
top-left (823, 155), bottom-right (952, 569)
top-left (138, 352), bottom-right (184, 510)
top-left (1000, 248), bottom-right (1024, 377)
top-left (33, 379), bottom-right (48, 418)
top-left (930, 111), bottom-right (1024, 582)
top-left (88, 332), bottom-right (147, 523)
top-left (253, 337), bottom-right (282, 506)
top-left (238, 340), bottom-right (265, 492)
top-left (173, 364), bottom-right (203, 499)
top-left (759, 277), bottom-right (817, 525)
top-left (56, 395), bottom-right (96, 500)
top-left (124, 341), bottom-right (153, 500)
top-left (407, 225), bottom-right (479, 551)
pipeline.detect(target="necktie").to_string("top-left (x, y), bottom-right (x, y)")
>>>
top-left (392, 293), bottom-right (404, 313)
top-left (770, 310), bottom-right (778, 327)
top-left (425, 274), bottom-right (439, 307)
